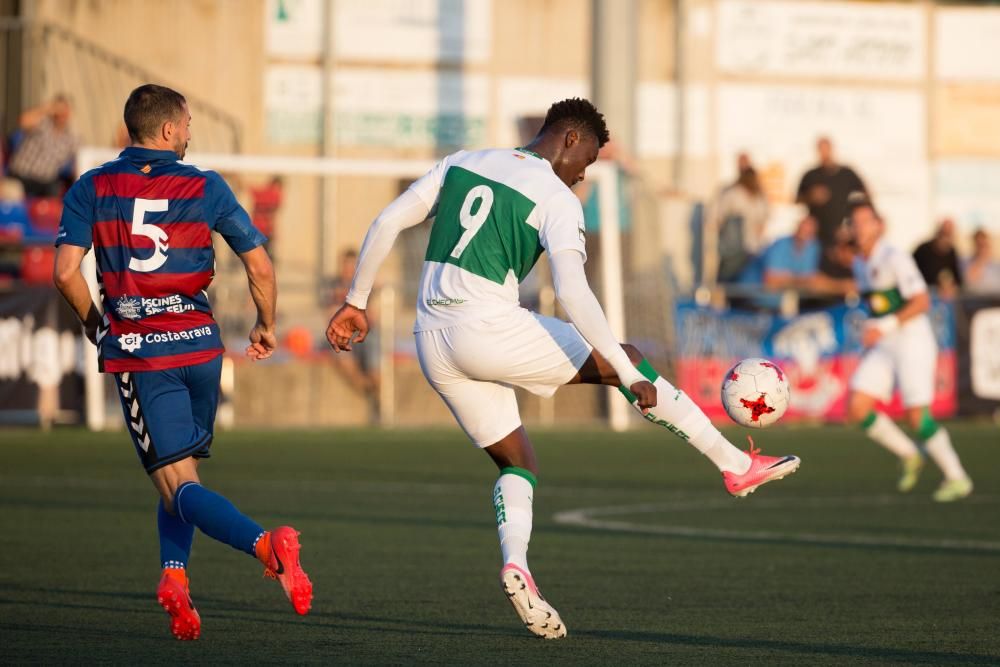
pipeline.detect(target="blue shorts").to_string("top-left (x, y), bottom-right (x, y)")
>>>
top-left (114, 356), bottom-right (223, 473)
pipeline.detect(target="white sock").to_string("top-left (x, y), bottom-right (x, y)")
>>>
top-left (924, 427), bottom-right (969, 482)
top-left (493, 470), bottom-right (534, 571)
top-left (865, 412), bottom-right (920, 460)
top-left (623, 374), bottom-right (751, 474)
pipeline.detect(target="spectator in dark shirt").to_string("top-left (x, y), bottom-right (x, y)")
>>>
top-left (7, 95), bottom-right (79, 197)
top-left (796, 137), bottom-right (867, 276)
top-left (913, 218), bottom-right (962, 297)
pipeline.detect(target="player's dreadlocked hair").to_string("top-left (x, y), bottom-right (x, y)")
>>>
top-left (539, 98), bottom-right (610, 147)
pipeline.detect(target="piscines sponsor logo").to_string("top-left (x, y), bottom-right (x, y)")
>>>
top-left (116, 326), bottom-right (214, 353)
top-left (114, 294), bottom-right (196, 319)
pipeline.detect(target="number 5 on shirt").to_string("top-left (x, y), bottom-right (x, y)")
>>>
top-left (130, 197), bottom-right (170, 272)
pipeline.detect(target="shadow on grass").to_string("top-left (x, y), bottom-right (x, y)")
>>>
top-left (544, 522), bottom-right (1000, 558)
top-left (576, 628), bottom-right (998, 665)
top-left (4, 605), bottom-right (995, 665)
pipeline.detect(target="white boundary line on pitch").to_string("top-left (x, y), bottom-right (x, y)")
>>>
top-left (552, 495), bottom-right (1000, 553)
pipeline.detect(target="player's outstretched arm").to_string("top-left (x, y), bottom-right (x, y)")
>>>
top-left (53, 244), bottom-right (102, 344)
top-left (239, 246), bottom-right (277, 361)
top-left (549, 249), bottom-right (655, 409)
top-left (324, 188), bottom-right (431, 352)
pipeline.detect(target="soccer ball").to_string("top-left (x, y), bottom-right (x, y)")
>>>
top-left (721, 358), bottom-right (790, 428)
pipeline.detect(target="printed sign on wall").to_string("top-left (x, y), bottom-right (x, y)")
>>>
top-left (716, 0), bottom-right (925, 81)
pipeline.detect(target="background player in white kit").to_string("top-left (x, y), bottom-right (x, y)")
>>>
top-left (326, 99), bottom-right (800, 639)
top-left (846, 200), bottom-right (973, 502)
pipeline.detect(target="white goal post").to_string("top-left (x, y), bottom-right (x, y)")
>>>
top-left (76, 148), bottom-right (629, 432)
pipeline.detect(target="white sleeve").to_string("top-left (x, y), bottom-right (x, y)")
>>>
top-left (344, 188), bottom-right (431, 309)
top-left (538, 190), bottom-right (587, 262)
top-left (407, 151), bottom-right (464, 210)
top-left (893, 250), bottom-right (928, 299)
top-left (549, 249), bottom-right (645, 388)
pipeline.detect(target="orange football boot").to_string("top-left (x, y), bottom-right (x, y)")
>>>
top-left (257, 526), bottom-right (313, 615)
top-left (157, 568), bottom-right (201, 640)
top-left (723, 437), bottom-right (801, 497)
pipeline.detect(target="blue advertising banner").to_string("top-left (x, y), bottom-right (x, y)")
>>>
top-left (673, 300), bottom-right (957, 422)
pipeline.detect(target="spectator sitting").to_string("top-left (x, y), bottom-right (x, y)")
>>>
top-left (0, 179), bottom-right (29, 278)
top-left (712, 153), bottom-right (770, 283)
top-left (737, 214), bottom-right (854, 311)
top-left (796, 136), bottom-right (867, 278)
top-left (7, 95), bottom-right (79, 197)
top-left (913, 218), bottom-right (963, 298)
top-left (963, 228), bottom-right (1000, 294)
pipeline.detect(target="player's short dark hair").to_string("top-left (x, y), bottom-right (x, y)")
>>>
top-left (539, 98), bottom-right (610, 147)
top-left (124, 84), bottom-right (187, 143)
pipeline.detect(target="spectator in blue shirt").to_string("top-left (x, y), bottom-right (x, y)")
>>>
top-left (737, 213), bottom-right (854, 310)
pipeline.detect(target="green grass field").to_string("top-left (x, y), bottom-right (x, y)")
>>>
top-left (1, 423), bottom-right (998, 665)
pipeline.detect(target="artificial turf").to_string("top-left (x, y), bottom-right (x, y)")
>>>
top-left (1, 423), bottom-right (997, 665)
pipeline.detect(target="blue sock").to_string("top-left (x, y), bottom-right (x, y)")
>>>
top-left (174, 482), bottom-right (264, 557)
top-left (158, 499), bottom-right (195, 570)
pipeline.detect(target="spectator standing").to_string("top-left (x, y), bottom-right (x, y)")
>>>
top-left (250, 176), bottom-right (284, 253)
top-left (913, 218), bottom-right (963, 298)
top-left (7, 95), bottom-right (79, 197)
top-left (963, 228), bottom-right (1000, 294)
top-left (326, 248), bottom-right (380, 409)
top-left (712, 153), bottom-right (770, 282)
top-left (796, 137), bottom-right (867, 275)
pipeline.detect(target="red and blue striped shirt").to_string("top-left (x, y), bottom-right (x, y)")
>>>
top-left (57, 147), bottom-right (266, 372)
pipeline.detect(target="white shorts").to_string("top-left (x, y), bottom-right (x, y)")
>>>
top-left (849, 317), bottom-right (937, 408)
top-left (415, 309), bottom-right (593, 447)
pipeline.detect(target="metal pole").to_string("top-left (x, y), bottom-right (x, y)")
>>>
top-left (379, 286), bottom-right (395, 427)
top-left (591, 0), bottom-right (637, 431)
top-left (593, 162), bottom-right (630, 432)
top-left (319, 0), bottom-right (336, 285)
top-left (591, 0), bottom-right (638, 153)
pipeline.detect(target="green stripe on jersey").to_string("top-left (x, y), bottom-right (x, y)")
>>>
top-left (425, 166), bottom-right (542, 285)
top-left (865, 287), bottom-right (905, 317)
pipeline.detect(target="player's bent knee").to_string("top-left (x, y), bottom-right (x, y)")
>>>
top-left (150, 458), bottom-right (201, 513)
top-left (847, 392), bottom-right (872, 423)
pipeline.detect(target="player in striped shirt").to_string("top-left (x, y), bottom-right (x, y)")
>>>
top-left (53, 84), bottom-right (312, 639)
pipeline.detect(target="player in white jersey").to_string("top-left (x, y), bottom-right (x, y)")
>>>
top-left (326, 99), bottom-right (800, 638)
top-left (846, 200), bottom-right (972, 502)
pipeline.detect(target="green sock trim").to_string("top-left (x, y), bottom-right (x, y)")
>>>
top-left (500, 466), bottom-right (537, 489)
top-left (860, 411), bottom-right (877, 429)
top-left (618, 385), bottom-right (637, 403)
top-left (636, 359), bottom-right (660, 383)
top-left (917, 408), bottom-right (939, 440)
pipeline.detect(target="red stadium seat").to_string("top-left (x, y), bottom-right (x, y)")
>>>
top-left (26, 197), bottom-right (63, 234)
top-left (19, 245), bottom-right (55, 284)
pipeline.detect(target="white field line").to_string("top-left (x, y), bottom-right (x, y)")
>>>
top-left (553, 496), bottom-right (1000, 553)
